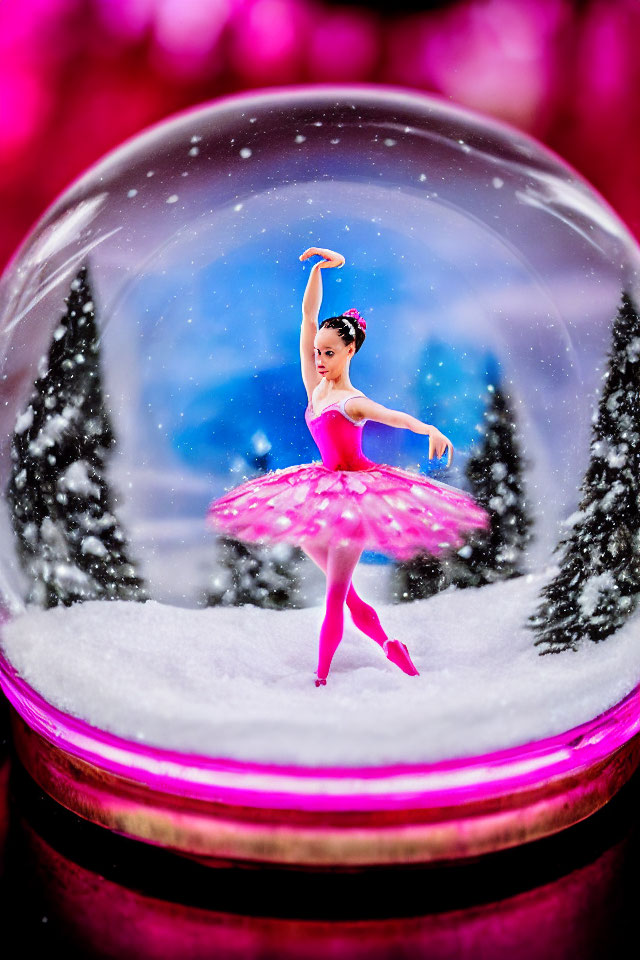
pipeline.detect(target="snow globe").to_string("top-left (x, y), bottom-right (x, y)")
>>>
top-left (1, 84), bottom-right (640, 868)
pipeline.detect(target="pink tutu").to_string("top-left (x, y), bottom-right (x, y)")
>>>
top-left (205, 393), bottom-right (490, 562)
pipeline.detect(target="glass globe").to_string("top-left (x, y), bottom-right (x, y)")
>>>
top-left (1, 86), bottom-right (640, 808)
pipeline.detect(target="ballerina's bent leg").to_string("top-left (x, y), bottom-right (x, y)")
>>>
top-left (301, 541), bottom-right (389, 648)
top-left (302, 540), bottom-right (420, 681)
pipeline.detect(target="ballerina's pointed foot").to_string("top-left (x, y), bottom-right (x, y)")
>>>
top-left (315, 676), bottom-right (327, 687)
top-left (383, 639), bottom-right (420, 676)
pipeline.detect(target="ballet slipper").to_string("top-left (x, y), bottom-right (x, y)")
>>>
top-left (315, 677), bottom-right (327, 687)
top-left (382, 639), bottom-right (420, 676)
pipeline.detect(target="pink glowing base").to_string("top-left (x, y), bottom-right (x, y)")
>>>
top-left (20, 818), bottom-right (624, 959)
top-left (1, 638), bottom-right (640, 865)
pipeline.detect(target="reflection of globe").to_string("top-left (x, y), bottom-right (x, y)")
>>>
top-left (1, 85), bottom-right (640, 867)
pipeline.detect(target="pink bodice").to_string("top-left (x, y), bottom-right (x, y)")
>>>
top-left (305, 393), bottom-right (377, 472)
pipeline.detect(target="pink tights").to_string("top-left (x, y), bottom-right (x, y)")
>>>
top-left (302, 540), bottom-right (390, 681)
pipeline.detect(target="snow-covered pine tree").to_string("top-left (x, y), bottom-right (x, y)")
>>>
top-left (388, 549), bottom-right (448, 603)
top-left (390, 380), bottom-right (531, 602)
top-left (203, 536), bottom-right (307, 610)
top-left (447, 381), bottom-right (533, 589)
top-left (6, 262), bottom-right (148, 608)
top-left (526, 289), bottom-right (640, 654)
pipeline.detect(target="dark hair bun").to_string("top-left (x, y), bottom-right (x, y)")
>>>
top-left (319, 314), bottom-right (366, 354)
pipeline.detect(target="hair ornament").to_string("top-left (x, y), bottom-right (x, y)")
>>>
top-left (342, 307), bottom-right (366, 331)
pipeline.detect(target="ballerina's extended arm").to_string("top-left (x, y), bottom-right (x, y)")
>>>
top-left (347, 397), bottom-right (454, 468)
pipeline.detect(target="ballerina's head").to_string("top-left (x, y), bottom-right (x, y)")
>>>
top-left (314, 308), bottom-right (367, 381)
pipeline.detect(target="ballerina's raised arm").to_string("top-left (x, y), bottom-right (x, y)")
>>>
top-left (298, 247), bottom-right (345, 399)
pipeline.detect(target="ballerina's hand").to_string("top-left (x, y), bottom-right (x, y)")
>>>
top-left (299, 247), bottom-right (345, 268)
top-left (428, 427), bottom-right (454, 468)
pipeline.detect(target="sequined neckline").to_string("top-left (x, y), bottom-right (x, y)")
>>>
top-left (307, 393), bottom-right (364, 421)
top-left (306, 400), bottom-right (340, 422)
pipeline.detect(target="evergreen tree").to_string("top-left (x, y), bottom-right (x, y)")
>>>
top-left (390, 380), bottom-right (531, 602)
top-left (6, 263), bottom-right (148, 608)
top-left (203, 536), bottom-right (307, 610)
top-left (526, 289), bottom-right (640, 654)
top-left (447, 381), bottom-right (533, 589)
top-left (389, 549), bottom-right (448, 604)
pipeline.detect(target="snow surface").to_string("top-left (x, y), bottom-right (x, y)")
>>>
top-left (2, 568), bottom-right (639, 768)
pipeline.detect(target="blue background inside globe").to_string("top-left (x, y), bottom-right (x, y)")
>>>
top-left (134, 231), bottom-right (500, 475)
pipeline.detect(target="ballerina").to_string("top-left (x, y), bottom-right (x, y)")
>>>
top-left (206, 246), bottom-right (491, 687)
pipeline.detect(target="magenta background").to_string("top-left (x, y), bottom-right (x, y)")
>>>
top-left (1, 0), bottom-right (640, 282)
